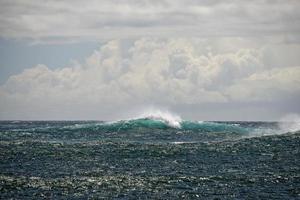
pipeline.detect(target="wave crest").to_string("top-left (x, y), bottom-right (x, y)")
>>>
top-left (135, 109), bottom-right (182, 128)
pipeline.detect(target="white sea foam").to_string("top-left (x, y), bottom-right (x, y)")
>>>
top-left (172, 141), bottom-right (197, 144)
top-left (136, 108), bottom-right (182, 128)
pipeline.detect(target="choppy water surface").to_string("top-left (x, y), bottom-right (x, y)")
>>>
top-left (0, 119), bottom-right (299, 199)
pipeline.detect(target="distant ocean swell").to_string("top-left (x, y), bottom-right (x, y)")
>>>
top-left (1, 116), bottom-right (299, 144)
top-left (58, 112), bottom-right (300, 138)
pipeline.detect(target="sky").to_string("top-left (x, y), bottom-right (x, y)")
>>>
top-left (0, 0), bottom-right (300, 121)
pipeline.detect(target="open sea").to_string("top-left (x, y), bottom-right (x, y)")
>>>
top-left (0, 117), bottom-right (300, 199)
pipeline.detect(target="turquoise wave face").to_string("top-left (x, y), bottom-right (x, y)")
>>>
top-left (60, 119), bottom-right (256, 132)
top-left (0, 119), bottom-right (293, 144)
top-left (100, 118), bottom-right (171, 131)
top-left (180, 121), bottom-right (249, 133)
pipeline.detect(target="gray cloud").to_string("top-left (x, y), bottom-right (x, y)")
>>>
top-left (0, 0), bottom-right (299, 42)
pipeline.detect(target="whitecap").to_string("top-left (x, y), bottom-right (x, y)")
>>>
top-left (132, 108), bottom-right (182, 128)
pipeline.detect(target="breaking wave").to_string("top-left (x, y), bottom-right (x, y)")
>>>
top-left (8, 110), bottom-right (299, 143)
top-left (56, 111), bottom-right (300, 138)
top-left (136, 108), bottom-right (182, 128)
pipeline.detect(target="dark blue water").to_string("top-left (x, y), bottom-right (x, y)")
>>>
top-left (0, 120), bottom-right (299, 199)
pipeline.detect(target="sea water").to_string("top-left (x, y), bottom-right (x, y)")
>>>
top-left (0, 114), bottom-right (300, 199)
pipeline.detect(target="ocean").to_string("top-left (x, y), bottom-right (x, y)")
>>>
top-left (0, 116), bottom-right (300, 199)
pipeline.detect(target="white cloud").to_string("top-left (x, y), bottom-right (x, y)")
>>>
top-left (225, 66), bottom-right (300, 101)
top-left (0, 38), bottom-right (299, 120)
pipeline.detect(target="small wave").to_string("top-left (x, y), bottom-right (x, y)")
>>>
top-left (171, 141), bottom-right (198, 144)
top-left (61, 123), bottom-right (101, 130)
top-left (11, 121), bottom-right (21, 124)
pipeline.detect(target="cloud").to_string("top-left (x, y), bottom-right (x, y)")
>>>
top-left (0, 37), bottom-right (299, 120)
top-left (0, 0), bottom-right (300, 43)
top-left (224, 66), bottom-right (300, 101)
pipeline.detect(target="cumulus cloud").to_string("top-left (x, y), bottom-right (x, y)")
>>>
top-left (0, 0), bottom-right (299, 43)
top-left (0, 38), bottom-right (299, 120)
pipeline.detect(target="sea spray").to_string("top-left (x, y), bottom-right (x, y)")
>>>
top-left (130, 108), bottom-right (182, 128)
top-left (279, 113), bottom-right (300, 133)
